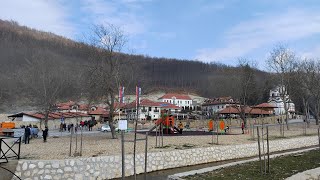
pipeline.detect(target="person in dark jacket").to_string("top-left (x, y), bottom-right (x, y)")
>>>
top-left (42, 126), bottom-right (48, 142)
top-left (24, 126), bottom-right (31, 144)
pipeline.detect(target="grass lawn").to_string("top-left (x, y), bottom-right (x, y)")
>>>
top-left (185, 149), bottom-right (320, 180)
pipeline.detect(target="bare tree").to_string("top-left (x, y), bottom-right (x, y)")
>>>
top-left (298, 59), bottom-right (320, 125)
top-left (18, 51), bottom-right (71, 128)
top-left (86, 23), bottom-right (133, 139)
top-left (266, 45), bottom-right (297, 129)
top-left (232, 59), bottom-right (259, 128)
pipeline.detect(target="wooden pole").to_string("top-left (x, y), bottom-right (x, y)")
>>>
top-left (257, 127), bottom-right (262, 174)
top-left (80, 126), bottom-right (83, 156)
top-left (69, 128), bottom-right (73, 156)
top-left (121, 131), bottom-right (125, 180)
top-left (144, 132), bottom-right (148, 180)
top-left (267, 126), bottom-right (270, 173)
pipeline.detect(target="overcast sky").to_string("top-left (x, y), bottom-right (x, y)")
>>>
top-left (1, 0), bottom-right (320, 69)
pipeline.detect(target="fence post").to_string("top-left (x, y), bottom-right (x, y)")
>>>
top-left (121, 130), bottom-right (125, 180)
top-left (318, 127), bottom-right (320, 150)
top-left (155, 125), bottom-right (158, 147)
top-left (69, 128), bottom-right (73, 156)
top-left (144, 132), bottom-right (148, 180)
top-left (257, 127), bottom-right (262, 174)
top-left (267, 126), bottom-right (270, 173)
top-left (18, 136), bottom-right (21, 159)
top-left (0, 138), bottom-right (2, 159)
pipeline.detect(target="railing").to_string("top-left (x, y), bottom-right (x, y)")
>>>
top-left (0, 136), bottom-right (22, 164)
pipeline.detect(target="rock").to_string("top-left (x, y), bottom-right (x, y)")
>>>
top-left (45, 165), bottom-right (51, 168)
top-left (32, 169), bottom-right (39, 176)
top-left (23, 171), bottom-right (30, 177)
top-left (53, 175), bottom-right (61, 180)
top-left (94, 171), bottom-right (100, 176)
top-left (75, 174), bottom-right (83, 180)
top-left (52, 163), bottom-right (59, 168)
top-left (64, 167), bottom-right (73, 172)
top-left (38, 169), bottom-right (44, 174)
top-left (16, 165), bottom-right (21, 171)
top-left (38, 162), bottom-right (45, 168)
top-left (44, 175), bottom-right (52, 180)
top-left (70, 160), bottom-right (75, 166)
top-left (22, 162), bottom-right (28, 171)
top-left (29, 164), bottom-right (36, 169)
top-left (57, 169), bottom-right (63, 174)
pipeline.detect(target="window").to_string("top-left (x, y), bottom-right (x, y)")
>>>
top-left (149, 107), bottom-right (151, 111)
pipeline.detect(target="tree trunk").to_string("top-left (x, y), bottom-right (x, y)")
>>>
top-left (109, 93), bottom-right (117, 139)
top-left (44, 110), bottom-right (49, 128)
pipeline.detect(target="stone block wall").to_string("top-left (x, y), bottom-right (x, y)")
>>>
top-left (13, 136), bottom-right (318, 180)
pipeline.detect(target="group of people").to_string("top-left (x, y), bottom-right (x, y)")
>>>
top-left (24, 125), bottom-right (48, 144)
top-left (59, 119), bottom-right (98, 133)
top-left (79, 119), bottom-right (97, 131)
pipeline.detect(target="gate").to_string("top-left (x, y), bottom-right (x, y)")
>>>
top-left (0, 136), bottom-right (22, 164)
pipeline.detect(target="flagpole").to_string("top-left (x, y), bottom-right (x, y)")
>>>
top-left (133, 86), bottom-right (140, 180)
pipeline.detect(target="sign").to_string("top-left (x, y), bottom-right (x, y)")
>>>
top-left (118, 120), bottom-right (128, 130)
top-left (219, 120), bottom-right (225, 130)
top-left (13, 128), bottom-right (25, 138)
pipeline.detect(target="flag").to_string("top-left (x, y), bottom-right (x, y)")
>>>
top-left (136, 86), bottom-right (142, 108)
top-left (122, 86), bottom-right (125, 103)
top-left (119, 86), bottom-right (125, 103)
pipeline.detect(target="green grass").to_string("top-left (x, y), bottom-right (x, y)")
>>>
top-left (185, 149), bottom-right (320, 180)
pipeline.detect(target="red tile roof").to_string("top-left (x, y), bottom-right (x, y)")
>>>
top-left (23, 112), bottom-right (90, 120)
top-left (159, 93), bottom-right (192, 100)
top-left (252, 103), bottom-right (277, 108)
top-left (124, 99), bottom-right (162, 109)
top-left (202, 97), bottom-right (239, 106)
top-left (219, 106), bottom-right (272, 115)
top-left (88, 107), bottom-right (108, 115)
top-left (159, 102), bottom-right (181, 109)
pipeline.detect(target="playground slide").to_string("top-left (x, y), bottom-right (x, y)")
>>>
top-left (148, 118), bottom-right (165, 132)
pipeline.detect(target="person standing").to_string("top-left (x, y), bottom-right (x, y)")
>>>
top-left (42, 126), bottom-right (48, 142)
top-left (178, 121), bottom-right (184, 134)
top-left (241, 122), bottom-right (245, 134)
top-left (24, 126), bottom-right (31, 144)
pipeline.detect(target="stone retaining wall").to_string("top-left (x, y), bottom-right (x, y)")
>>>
top-left (13, 136), bottom-right (318, 180)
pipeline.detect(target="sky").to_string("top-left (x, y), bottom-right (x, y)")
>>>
top-left (1, 0), bottom-right (320, 69)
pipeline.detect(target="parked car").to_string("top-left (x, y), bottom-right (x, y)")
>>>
top-left (101, 124), bottom-right (119, 132)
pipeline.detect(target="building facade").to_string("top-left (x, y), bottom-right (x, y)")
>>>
top-left (268, 86), bottom-right (295, 115)
top-left (202, 97), bottom-right (239, 116)
top-left (158, 93), bottom-right (193, 110)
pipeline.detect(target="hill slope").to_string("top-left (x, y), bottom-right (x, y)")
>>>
top-left (0, 20), bottom-right (270, 112)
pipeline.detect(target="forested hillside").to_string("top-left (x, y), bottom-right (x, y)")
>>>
top-left (0, 20), bottom-right (272, 112)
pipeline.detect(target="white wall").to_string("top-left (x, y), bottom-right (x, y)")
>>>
top-left (161, 98), bottom-right (192, 109)
top-left (22, 115), bottom-right (40, 122)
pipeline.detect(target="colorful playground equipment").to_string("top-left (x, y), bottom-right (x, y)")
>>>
top-left (149, 113), bottom-right (182, 134)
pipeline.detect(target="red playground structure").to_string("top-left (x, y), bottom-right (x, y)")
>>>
top-left (151, 114), bottom-right (181, 134)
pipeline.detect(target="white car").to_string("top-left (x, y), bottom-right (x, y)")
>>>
top-left (101, 124), bottom-right (119, 132)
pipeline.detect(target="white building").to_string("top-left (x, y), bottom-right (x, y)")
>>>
top-left (124, 99), bottom-right (181, 120)
top-left (202, 97), bottom-right (239, 116)
top-left (158, 93), bottom-right (193, 111)
top-left (268, 86), bottom-right (295, 115)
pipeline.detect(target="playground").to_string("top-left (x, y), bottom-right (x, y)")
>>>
top-left (15, 117), bottom-right (319, 161)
